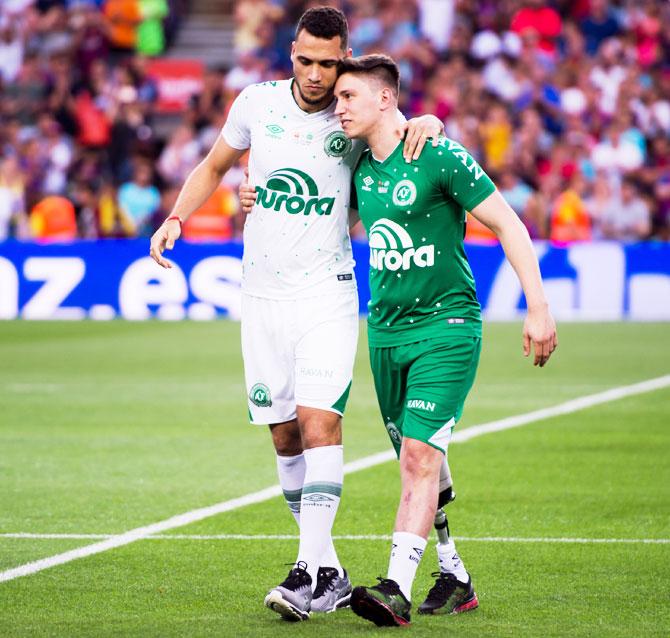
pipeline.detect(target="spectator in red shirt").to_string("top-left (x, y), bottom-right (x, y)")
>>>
top-left (510, 0), bottom-right (562, 59)
top-left (74, 89), bottom-right (111, 148)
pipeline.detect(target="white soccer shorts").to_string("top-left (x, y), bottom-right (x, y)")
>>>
top-left (241, 290), bottom-right (359, 424)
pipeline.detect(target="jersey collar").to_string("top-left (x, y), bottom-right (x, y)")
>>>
top-left (369, 138), bottom-right (404, 166)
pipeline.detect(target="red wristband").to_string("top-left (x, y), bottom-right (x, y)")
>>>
top-left (166, 215), bottom-right (183, 228)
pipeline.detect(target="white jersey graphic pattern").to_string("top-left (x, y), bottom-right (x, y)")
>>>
top-left (222, 79), bottom-right (364, 299)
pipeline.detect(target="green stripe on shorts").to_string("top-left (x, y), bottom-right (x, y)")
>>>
top-left (331, 381), bottom-right (352, 414)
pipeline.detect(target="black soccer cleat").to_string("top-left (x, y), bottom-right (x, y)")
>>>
top-left (417, 571), bottom-right (478, 615)
top-left (264, 562), bottom-right (313, 621)
top-left (310, 567), bottom-right (352, 612)
top-left (350, 577), bottom-right (411, 626)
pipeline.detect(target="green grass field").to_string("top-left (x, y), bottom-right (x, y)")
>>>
top-left (1, 321), bottom-right (669, 637)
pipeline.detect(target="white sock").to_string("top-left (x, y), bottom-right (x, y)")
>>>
top-left (276, 453), bottom-right (305, 527)
top-left (387, 531), bottom-right (427, 601)
top-left (437, 538), bottom-right (469, 582)
top-left (320, 538), bottom-right (343, 577)
top-left (296, 445), bottom-right (343, 589)
top-left (276, 452), bottom-right (342, 578)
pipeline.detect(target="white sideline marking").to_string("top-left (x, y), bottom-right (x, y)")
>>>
top-left (2, 533), bottom-right (669, 544)
top-left (6, 383), bottom-right (61, 394)
top-left (2, 374), bottom-right (669, 584)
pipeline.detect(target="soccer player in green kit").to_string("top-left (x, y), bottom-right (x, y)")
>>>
top-left (334, 55), bottom-right (558, 627)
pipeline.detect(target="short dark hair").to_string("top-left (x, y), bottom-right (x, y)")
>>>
top-left (296, 7), bottom-right (348, 50)
top-left (336, 54), bottom-right (400, 96)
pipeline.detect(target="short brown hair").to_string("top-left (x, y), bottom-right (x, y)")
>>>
top-left (296, 7), bottom-right (348, 50)
top-left (336, 54), bottom-right (400, 96)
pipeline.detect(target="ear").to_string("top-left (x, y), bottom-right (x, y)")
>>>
top-left (290, 41), bottom-right (296, 61)
top-left (379, 87), bottom-right (395, 112)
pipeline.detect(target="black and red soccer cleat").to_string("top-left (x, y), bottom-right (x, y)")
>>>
top-left (417, 571), bottom-right (479, 615)
top-left (350, 577), bottom-right (411, 626)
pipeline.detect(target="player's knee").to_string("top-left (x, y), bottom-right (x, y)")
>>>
top-left (275, 440), bottom-right (302, 456)
top-left (269, 422), bottom-right (302, 456)
top-left (400, 438), bottom-right (443, 480)
top-left (298, 408), bottom-right (342, 448)
top-left (301, 428), bottom-right (341, 449)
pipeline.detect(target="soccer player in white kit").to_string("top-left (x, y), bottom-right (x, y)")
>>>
top-left (149, 7), bottom-right (442, 622)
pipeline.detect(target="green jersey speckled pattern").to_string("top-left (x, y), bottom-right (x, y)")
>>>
top-left (351, 136), bottom-right (496, 347)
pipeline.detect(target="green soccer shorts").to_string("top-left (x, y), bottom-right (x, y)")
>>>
top-left (369, 335), bottom-right (481, 456)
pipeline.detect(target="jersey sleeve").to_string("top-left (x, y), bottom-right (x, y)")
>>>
top-left (220, 85), bottom-right (255, 150)
top-left (434, 137), bottom-right (496, 211)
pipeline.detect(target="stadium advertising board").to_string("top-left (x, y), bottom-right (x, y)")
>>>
top-left (0, 241), bottom-right (668, 321)
top-left (145, 59), bottom-right (204, 113)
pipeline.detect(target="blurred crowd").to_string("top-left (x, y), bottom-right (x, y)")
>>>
top-left (1, 0), bottom-right (669, 243)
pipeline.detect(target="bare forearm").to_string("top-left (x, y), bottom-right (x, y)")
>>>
top-left (471, 191), bottom-right (557, 365)
top-left (168, 160), bottom-right (223, 223)
top-left (497, 215), bottom-right (548, 310)
top-left (151, 139), bottom-right (243, 267)
top-left (499, 216), bottom-right (557, 366)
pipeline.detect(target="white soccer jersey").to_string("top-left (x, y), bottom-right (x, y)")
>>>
top-left (222, 79), bottom-right (364, 299)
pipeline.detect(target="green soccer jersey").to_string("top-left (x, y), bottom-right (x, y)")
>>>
top-left (351, 136), bottom-right (496, 347)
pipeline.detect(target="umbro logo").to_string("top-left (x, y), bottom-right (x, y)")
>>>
top-left (265, 124), bottom-right (284, 138)
top-left (303, 494), bottom-right (334, 502)
top-left (409, 547), bottom-right (424, 564)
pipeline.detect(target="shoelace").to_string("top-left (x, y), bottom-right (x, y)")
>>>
top-left (424, 571), bottom-right (458, 600)
top-left (313, 568), bottom-right (338, 598)
top-left (373, 576), bottom-right (403, 596)
top-left (280, 561), bottom-right (311, 590)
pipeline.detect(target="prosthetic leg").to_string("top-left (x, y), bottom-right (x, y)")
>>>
top-left (434, 455), bottom-right (456, 543)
